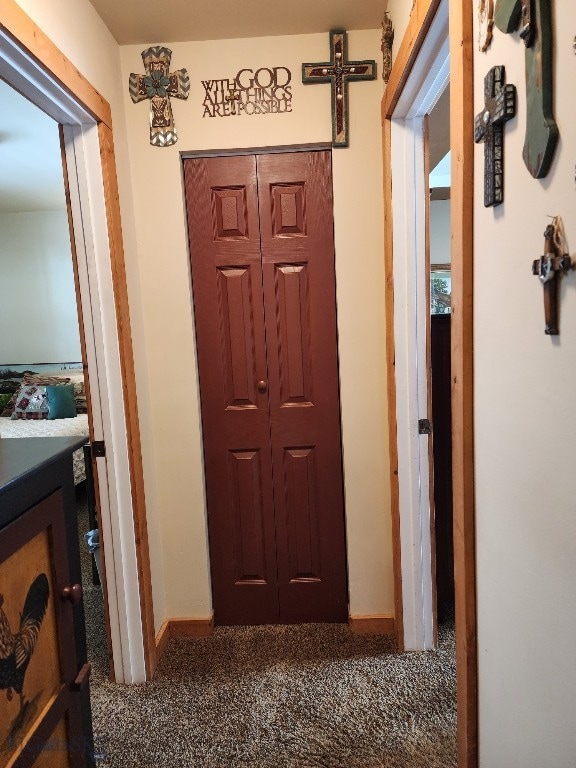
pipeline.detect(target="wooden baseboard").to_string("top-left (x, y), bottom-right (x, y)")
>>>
top-left (348, 614), bottom-right (396, 635)
top-left (155, 615), bottom-right (215, 664)
top-left (155, 619), bottom-right (171, 660)
top-left (170, 616), bottom-right (214, 638)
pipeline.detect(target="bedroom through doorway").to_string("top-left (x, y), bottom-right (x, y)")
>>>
top-left (0, 76), bottom-right (111, 678)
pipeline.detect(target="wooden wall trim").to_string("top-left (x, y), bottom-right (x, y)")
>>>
top-left (382, 1), bottom-right (477, 766)
top-left (155, 620), bottom-right (171, 662)
top-left (168, 617), bottom-right (215, 639)
top-left (382, 118), bottom-right (404, 651)
top-left (155, 617), bottom-right (215, 666)
top-left (98, 123), bottom-right (157, 679)
top-left (349, 614), bottom-right (395, 636)
top-left (449, 2), bottom-right (477, 766)
top-left (382, 0), bottom-right (442, 119)
top-left (0, 0), bottom-right (112, 127)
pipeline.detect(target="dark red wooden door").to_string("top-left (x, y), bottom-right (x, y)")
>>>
top-left (184, 150), bottom-right (347, 625)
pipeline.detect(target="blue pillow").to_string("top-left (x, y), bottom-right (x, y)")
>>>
top-left (46, 384), bottom-right (77, 420)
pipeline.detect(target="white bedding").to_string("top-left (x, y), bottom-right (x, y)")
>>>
top-left (0, 414), bottom-right (89, 484)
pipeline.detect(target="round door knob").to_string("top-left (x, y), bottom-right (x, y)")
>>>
top-left (257, 380), bottom-right (268, 393)
top-left (62, 584), bottom-right (83, 605)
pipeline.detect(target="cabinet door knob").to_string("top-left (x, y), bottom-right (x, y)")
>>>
top-left (257, 380), bottom-right (268, 393)
top-left (62, 584), bottom-right (83, 605)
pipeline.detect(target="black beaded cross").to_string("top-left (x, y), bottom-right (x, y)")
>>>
top-left (302, 30), bottom-right (376, 148)
top-left (474, 66), bottom-right (517, 206)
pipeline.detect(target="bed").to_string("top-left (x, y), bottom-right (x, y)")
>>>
top-left (0, 414), bottom-right (89, 484)
top-left (0, 366), bottom-right (90, 485)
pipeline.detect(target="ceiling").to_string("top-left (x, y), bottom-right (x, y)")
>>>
top-left (0, 79), bottom-right (66, 213)
top-left (88, 0), bottom-right (387, 45)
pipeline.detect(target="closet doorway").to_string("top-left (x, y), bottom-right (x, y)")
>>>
top-left (184, 149), bottom-right (347, 626)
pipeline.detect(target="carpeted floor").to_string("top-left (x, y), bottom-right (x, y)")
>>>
top-left (77, 495), bottom-right (457, 768)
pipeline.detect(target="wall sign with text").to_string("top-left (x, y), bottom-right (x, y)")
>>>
top-left (202, 67), bottom-right (292, 118)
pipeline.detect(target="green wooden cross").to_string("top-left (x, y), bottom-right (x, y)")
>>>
top-left (495, 0), bottom-right (558, 178)
top-left (129, 46), bottom-right (190, 147)
top-left (302, 30), bottom-right (376, 148)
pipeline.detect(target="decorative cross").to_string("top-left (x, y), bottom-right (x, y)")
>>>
top-left (532, 220), bottom-right (572, 336)
top-left (129, 47), bottom-right (190, 147)
top-left (495, 0), bottom-right (558, 178)
top-left (225, 89), bottom-right (241, 115)
top-left (302, 30), bottom-right (376, 148)
top-left (381, 13), bottom-right (394, 84)
top-left (474, 66), bottom-right (516, 207)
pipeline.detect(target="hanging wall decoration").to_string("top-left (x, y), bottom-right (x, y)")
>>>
top-left (201, 67), bottom-right (293, 117)
top-left (531, 217), bottom-right (573, 335)
top-left (474, 65), bottom-right (517, 207)
top-left (302, 30), bottom-right (376, 148)
top-left (494, 0), bottom-right (558, 178)
top-left (381, 13), bottom-right (394, 83)
top-left (478, 0), bottom-right (495, 52)
top-left (129, 46), bottom-right (190, 147)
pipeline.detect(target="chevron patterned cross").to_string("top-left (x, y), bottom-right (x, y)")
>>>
top-left (129, 47), bottom-right (190, 147)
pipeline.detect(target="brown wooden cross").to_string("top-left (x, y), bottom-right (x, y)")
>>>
top-left (129, 46), bottom-right (190, 147)
top-left (474, 66), bottom-right (516, 207)
top-left (532, 223), bottom-right (572, 335)
top-left (302, 30), bottom-right (376, 148)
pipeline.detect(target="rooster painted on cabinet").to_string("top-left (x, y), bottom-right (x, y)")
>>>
top-left (0, 573), bottom-right (49, 716)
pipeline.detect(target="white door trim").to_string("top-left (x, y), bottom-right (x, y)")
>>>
top-left (0, 28), bottom-right (145, 683)
top-left (389, 0), bottom-right (449, 651)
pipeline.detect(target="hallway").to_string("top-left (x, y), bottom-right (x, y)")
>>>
top-left (80, 513), bottom-right (456, 768)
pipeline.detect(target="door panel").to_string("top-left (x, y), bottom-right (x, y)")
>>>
top-left (258, 151), bottom-right (347, 622)
top-left (184, 150), bottom-right (347, 625)
top-left (184, 155), bottom-right (279, 625)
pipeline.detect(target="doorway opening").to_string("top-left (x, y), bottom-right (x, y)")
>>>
top-left (0, 76), bottom-right (110, 674)
top-left (0, 5), bottom-right (155, 683)
top-left (382, 0), bottom-right (476, 764)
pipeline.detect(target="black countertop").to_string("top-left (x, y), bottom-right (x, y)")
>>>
top-left (0, 437), bottom-right (87, 498)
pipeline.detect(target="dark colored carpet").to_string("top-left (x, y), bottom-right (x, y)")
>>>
top-left (77, 496), bottom-right (457, 768)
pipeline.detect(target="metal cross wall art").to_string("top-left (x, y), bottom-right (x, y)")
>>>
top-left (478, 0), bottom-right (495, 52)
top-left (532, 219), bottom-right (572, 335)
top-left (381, 13), bottom-right (394, 84)
top-left (474, 66), bottom-right (517, 207)
top-left (302, 30), bottom-right (376, 148)
top-left (495, 0), bottom-right (558, 178)
top-left (129, 47), bottom-right (190, 147)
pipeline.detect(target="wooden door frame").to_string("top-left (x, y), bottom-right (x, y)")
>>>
top-left (0, 0), bottom-right (157, 681)
top-left (382, 0), bottom-right (477, 766)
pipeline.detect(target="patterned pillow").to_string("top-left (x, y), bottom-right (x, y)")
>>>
top-left (68, 374), bottom-right (88, 414)
top-left (11, 384), bottom-right (49, 420)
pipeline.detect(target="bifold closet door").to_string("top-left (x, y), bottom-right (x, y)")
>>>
top-left (257, 151), bottom-right (347, 623)
top-left (184, 150), bottom-right (347, 625)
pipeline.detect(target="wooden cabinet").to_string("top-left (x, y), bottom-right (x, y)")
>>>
top-left (0, 437), bottom-right (94, 768)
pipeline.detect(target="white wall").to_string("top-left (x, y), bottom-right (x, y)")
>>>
top-left (473, 6), bottom-right (576, 767)
top-left (430, 199), bottom-right (451, 265)
top-left (119, 30), bottom-right (394, 625)
top-left (0, 211), bottom-right (81, 364)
